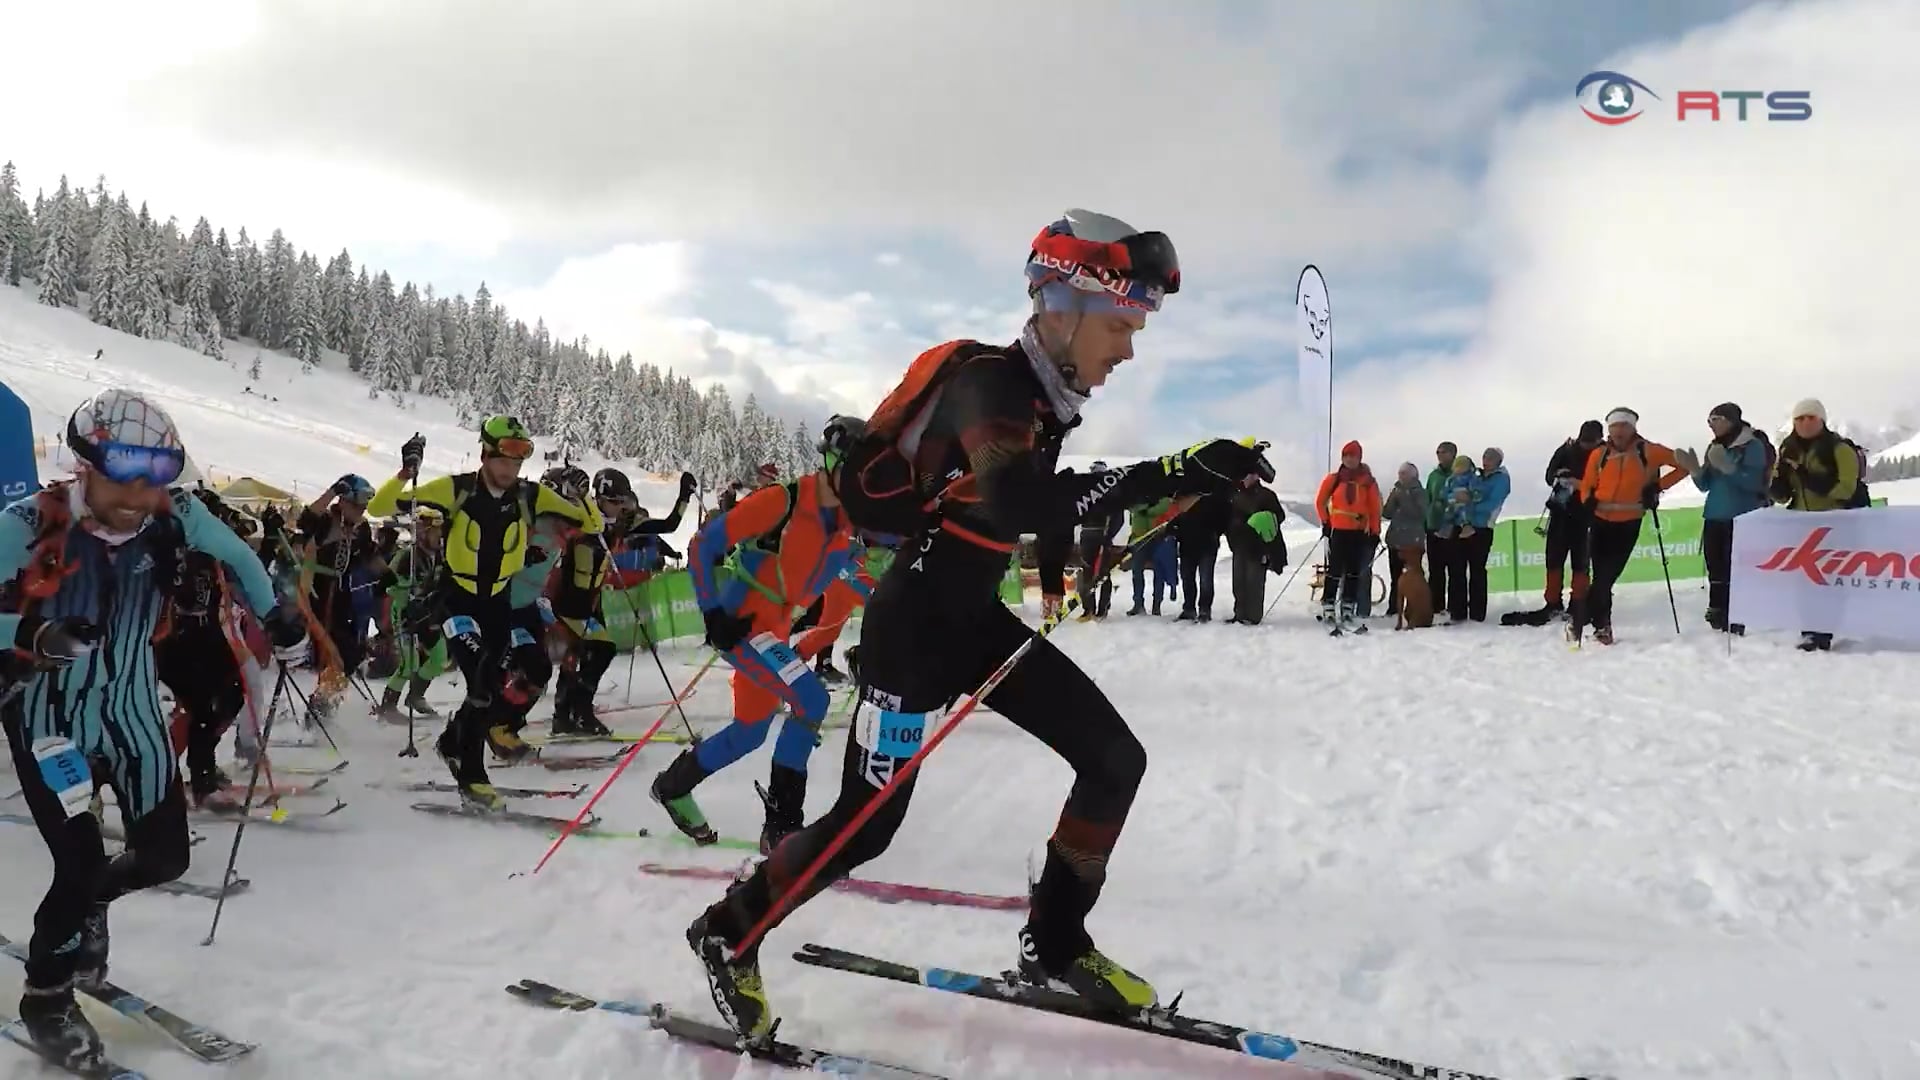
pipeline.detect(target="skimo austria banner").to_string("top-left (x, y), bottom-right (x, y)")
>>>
top-left (1730, 506), bottom-right (1920, 641)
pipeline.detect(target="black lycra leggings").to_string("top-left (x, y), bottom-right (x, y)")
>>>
top-left (703, 577), bottom-right (1146, 973)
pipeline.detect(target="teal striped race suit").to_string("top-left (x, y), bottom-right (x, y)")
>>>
top-left (0, 486), bottom-right (279, 819)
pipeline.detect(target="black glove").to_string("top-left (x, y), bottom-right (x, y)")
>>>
top-left (262, 606), bottom-right (306, 649)
top-left (18, 616), bottom-right (100, 667)
top-left (1321, 522), bottom-right (1332, 539)
top-left (400, 433), bottom-right (426, 476)
top-left (678, 472), bottom-right (697, 499)
top-left (702, 607), bottom-right (755, 653)
top-left (331, 477), bottom-right (354, 497)
top-left (1642, 481), bottom-right (1661, 511)
top-left (1367, 532), bottom-right (1381, 547)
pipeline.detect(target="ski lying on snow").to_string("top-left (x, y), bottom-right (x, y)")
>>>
top-left (527, 731), bottom-right (660, 747)
top-left (190, 797), bottom-right (347, 826)
top-left (591, 689), bottom-right (699, 719)
top-left (153, 872), bottom-right (250, 900)
top-left (638, 861), bottom-right (1026, 911)
top-left (391, 780), bottom-right (587, 800)
top-left (505, 978), bottom-right (946, 1078)
top-left (233, 758), bottom-right (347, 777)
top-left (537, 752), bottom-right (631, 771)
top-left (1, 1019), bottom-right (147, 1079)
top-left (0, 813), bottom-right (205, 847)
top-left (0, 934), bottom-right (255, 1063)
top-left (793, 944), bottom-right (1530, 1080)
top-left (410, 802), bottom-right (600, 831)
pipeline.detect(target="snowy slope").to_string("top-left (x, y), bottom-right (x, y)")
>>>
top-left (2, 296), bottom-right (1918, 1079)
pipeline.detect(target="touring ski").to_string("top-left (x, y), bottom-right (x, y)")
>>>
top-left (505, 978), bottom-right (946, 1078)
top-left (793, 944), bottom-right (1520, 1080)
top-left (0, 935), bottom-right (255, 1063)
top-left (410, 802), bottom-right (600, 831)
top-left (390, 780), bottom-right (588, 800)
top-left (0, 1020), bottom-right (147, 1079)
top-left (190, 797), bottom-right (346, 826)
top-left (538, 752), bottom-right (628, 772)
top-left (237, 758), bottom-right (347, 777)
top-left (153, 872), bottom-right (250, 901)
top-left (639, 862), bottom-right (1025, 911)
top-left (527, 731), bottom-right (656, 748)
top-left (0, 814), bottom-right (204, 847)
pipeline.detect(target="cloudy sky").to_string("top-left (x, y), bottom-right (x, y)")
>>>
top-left (4, 0), bottom-right (1915, 496)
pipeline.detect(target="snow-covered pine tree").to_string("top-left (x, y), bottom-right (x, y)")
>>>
top-left (160, 215), bottom-right (188, 301)
top-left (790, 421), bottom-right (813, 478)
top-left (232, 227), bottom-right (263, 340)
top-left (86, 196), bottom-right (130, 329)
top-left (320, 250), bottom-right (354, 352)
top-left (444, 294), bottom-right (472, 389)
top-left (738, 393), bottom-right (770, 477)
top-left (417, 284), bottom-right (439, 374)
top-left (212, 228), bottom-right (237, 336)
top-left (248, 352), bottom-right (262, 381)
top-left (179, 217), bottom-right (225, 359)
top-left (601, 351), bottom-right (636, 459)
top-left (469, 282), bottom-right (495, 364)
top-left (129, 203), bottom-right (170, 340)
top-left (482, 316), bottom-right (520, 416)
top-left (287, 263), bottom-right (324, 370)
top-left (511, 345), bottom-right (549, 434)
top-left (35, 176), bottom-right (81, 308)
top-left (395, 281), bottom-right (424, 376)
top-left (694, 383), bottom-right (739, 489)
top-left (0, 161), bottom-right (30, 287)
top-left (346, 267), bottom-right (371, 372)
top-left (259, 228), bottom-right (296, 348)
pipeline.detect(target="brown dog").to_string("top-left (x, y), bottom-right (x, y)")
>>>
top-left (1395, 546), bottom-right (1434, 629)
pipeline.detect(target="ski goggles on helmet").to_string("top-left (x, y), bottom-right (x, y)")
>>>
top-left (89, 441), bottom-right (187, 486)
top-left (481, 415), bottom-right (534, 460)
top-left (1027, 225), bottom-right (1181, 313)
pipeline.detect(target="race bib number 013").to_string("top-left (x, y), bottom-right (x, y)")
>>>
top-left (31, 737), bottom-right (94, 820)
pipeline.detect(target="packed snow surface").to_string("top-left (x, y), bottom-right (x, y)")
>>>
top-left (2, 292), bottom-right (1918, 1079)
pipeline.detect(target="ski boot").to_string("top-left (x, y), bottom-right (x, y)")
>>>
top-left (1798, 632), bottom-right (1833, 652)
top-left (1125, 603), bottom-right (1144, 617)
top-left (1015, 925), bottom-right (1158, 1012)
top-left (548, 680), bottom-right (584, 737)
top-left (73, 904), bottom-right (110, 992)
top-left (1340, 602), bottom-right (1366, 635)
top-left (1196, 610), bottom-right (1211, 624)
top-left (687, 910), bottom-right (772, 1040)
top-left (436, 727), bottom-right (506, 811)
top-left (17, 982), bottom-right (106, 1072)
top-left (1175, 609), bottom-right (1196, 623)
top-left (376, 685), bottom-right (405, 721)
top-left (651, 749), bottom-right (719, 845)
top-left (404, 677), bottom-right (438, 717)
top-left (1592, 624), bottom-right (1615, 646)
top-left (486, 723), bottom-right (536, 763)
top-left (813, 657), bottom-right (846, 686)
top-left (188, 765), bottom-right (235, 810)
top-left (568, 700), bottom-right (612, 739)
top-left (755, 764), bottom-right (806, 856)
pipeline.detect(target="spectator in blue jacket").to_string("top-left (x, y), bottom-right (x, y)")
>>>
top-left (1456, 448), bottom-right (1510, 623)
top-left (1674, 402), bottom-right (1772, 634)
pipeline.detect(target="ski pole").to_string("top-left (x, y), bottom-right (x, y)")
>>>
top-left (1650, 505), bottom-right (1681, 634)
top-left (202, 631), bottom-right (279, 947)
top-left (397, 463), bottom-right (425, 757)
top-left (1264, 535), bottom-right (1324, 619)
top-left (599, 535), bottom-right (697, 742)
top-left (522, 650), bottom-right (720, 877)
top-left (730, 496), bottom-right (1198, 961)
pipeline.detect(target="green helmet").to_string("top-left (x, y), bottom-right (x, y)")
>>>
top-left (480, 415), bottom-right (533, 459)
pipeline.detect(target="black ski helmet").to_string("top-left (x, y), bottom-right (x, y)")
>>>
top-left (592, 467), bottom-right (634, 504)
top-left (541, 465), bottom-right (589, 502)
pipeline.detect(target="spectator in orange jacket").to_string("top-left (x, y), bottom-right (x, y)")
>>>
top-left (1315, 440), bottom-right (1382, 629)
top-left (1574, 407), bottom-right (1688, 644)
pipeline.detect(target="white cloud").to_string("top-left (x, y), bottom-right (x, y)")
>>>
top-left (874, 253), bottom-right (904, 268)
top-left (1317, 0), bottom-right (1920, 499)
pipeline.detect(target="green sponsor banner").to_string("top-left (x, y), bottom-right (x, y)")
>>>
top-left (602, 569), bottom-right (703, 649)
top-left (1490, 506), bottom-right (1706, 596)
top-left (1489, 497), bottom-right (1891, 595)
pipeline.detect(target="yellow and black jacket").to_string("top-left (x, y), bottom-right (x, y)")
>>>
top-left (367, 471), bottom-right (602, 602)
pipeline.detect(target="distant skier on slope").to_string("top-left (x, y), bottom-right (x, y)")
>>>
top-left (365, 419), bottom-right (602, 809)
top-left (685, 208), bottom-right (1270, 1042)
top-left (0, 390), bottom-right (304, 1073)
top-left (651, 436), bottom-right (862, 854)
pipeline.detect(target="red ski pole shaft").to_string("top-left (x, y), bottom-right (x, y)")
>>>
top-left (527, 650), bottom-right (719, 876)
top-left (730, 495), bottom-right (1199, 960)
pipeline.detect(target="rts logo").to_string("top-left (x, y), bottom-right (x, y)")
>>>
top-left (1576, 70), bottom-right (1812, 124)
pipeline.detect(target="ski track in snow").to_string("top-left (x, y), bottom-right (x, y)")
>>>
top-left (4, 292), bottom-right (1920, 1077)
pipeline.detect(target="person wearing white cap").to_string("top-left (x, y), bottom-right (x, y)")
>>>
top-left (1572, 406), bottom-right (1688, 645)
top-left (1770, 397), bottom-right (1869, 652)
